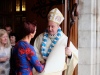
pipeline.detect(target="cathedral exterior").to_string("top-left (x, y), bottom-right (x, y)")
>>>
top-left (78, 0), bottom-right (100, 75)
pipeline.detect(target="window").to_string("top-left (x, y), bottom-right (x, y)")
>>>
top-left (16, 0), bottom-right (26, 12)
top-left (16, 0), bottom-right (20, 11)
top-left (22, 0), bottom-right (26, 11)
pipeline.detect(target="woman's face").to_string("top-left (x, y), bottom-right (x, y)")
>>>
top-left (47, 21), bottom-right (59, 35)
top-left (0, 33), bottom-right (8, 45)
top-left (10, 36), bottom-right (16, 43)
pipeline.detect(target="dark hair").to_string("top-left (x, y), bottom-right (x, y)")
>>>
top-left (9, 32), bottom-right (16, 37)
top-left (4, 24), bottom-right (12, 29)
top-left (20, 21), bottom-right (37, 39)
top-left (9, 32), bottom-right (18, 42)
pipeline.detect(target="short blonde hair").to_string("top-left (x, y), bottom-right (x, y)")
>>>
top-left (0, 29), bottom-right (11, 48)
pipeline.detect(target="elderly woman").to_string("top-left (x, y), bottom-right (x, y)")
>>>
top-left (0, 29), bottom-right (11, 75)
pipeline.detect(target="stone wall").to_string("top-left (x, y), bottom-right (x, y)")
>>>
top-left (78, 0), bottom-right (100, 75)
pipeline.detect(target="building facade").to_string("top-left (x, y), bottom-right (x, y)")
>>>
top-left (78, 0), bottom-right (100, 75)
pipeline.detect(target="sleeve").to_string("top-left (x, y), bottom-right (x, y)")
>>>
top-left (66, 42), bottom-right (78, 75)
top-left (26, 47), bottom-right (44, 73)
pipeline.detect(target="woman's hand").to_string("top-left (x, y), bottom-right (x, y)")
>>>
top-left (40, 60), bottom-right (46, 65)
top-left (0, 56), bottom-right (9, 62)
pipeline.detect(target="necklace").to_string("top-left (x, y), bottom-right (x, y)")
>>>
top-left (41, 27), bottom-right (62, 59)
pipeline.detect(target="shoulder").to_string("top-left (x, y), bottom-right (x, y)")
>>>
top-left (35, 33), bottom-right (44, 41)
top-left (61, 32), bottom-right (68, 40)
top-left (16, 41), bottom-right (30, 49)
top-left (36, 33), bottom-right (44, 39)
top-left (34, 33), bottom-right (44, 46)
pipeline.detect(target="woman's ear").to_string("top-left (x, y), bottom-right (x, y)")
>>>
top-left (30, 33), bottom-right (35, 38)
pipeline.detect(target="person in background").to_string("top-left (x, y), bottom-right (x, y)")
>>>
top-left (11, 21), bottom-right (44, 75)
top-left (9, 32), bottom-right (18, 48)
top-left (33, 8), bottom-right (78, 75)
top-left (4, 25), bottom-right (12, 35)
top-left (0, 29), bottom-right (11, 75)
top-left (9, 32), bottom-right (18, 75)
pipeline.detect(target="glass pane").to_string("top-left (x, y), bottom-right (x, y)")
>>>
top-left (22, 0), bottom-right (26, 11)
top-left (16, 0), bottom-right (20, 11)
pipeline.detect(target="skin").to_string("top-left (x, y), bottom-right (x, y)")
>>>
top-left (47, 20), bottom-right (72, 56)
top-left (5, 27), bottom-right (12, 35)
top-left (1, 33), bottom-right (8, 46)
top-left (10, 36), bottom-right (16, 45)
top-left (47, 20), bottom-right (59, 35)
top-left (22, 27), bottom-right (37, 44)
top-left (65, 47), bottom-right (72, 56)
top-left (0, 33), bottom-right (9, 62)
